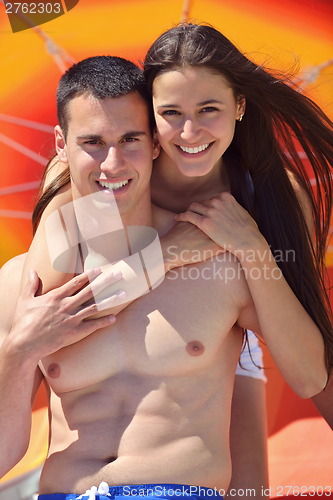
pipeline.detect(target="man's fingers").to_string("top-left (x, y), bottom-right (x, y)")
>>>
top-left (80, 314), bottom-right (116, 335)
top-left (22, 269), bottom-right (40, 298)
top-left (71, 269), bottom-right (124, 308)
top-left (91, 290), bottom-right (127, 311)
top-left (77, 290), bottom-right (127, 318)
top-left (56, 268), bottom-right (103, 300)
top-left (88, 269), bottom-right (123, 298)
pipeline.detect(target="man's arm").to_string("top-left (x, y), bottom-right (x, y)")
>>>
top-left (0, 255), bottom-right (43, 476)
top-left (0, 252), bottom-right (123, 477)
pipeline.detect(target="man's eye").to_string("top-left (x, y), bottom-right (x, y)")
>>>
top-left (84, 140), bottom-right (100, 145)
top-left (124, 137), bottom-right (138, 142)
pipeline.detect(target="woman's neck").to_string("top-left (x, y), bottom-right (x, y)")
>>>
top-left (151, 151), bottom-right (229, 212)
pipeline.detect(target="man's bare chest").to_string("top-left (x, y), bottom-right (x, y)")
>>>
top-left (40, 260), bottom-right (243, 393)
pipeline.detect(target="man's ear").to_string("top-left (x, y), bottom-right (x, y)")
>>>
top-left (152, 130), bottom-right (160, 160)
top-left (54, 125), bottom-right (68, 163)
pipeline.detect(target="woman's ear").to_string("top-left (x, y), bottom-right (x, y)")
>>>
top-left (152, 130), bottom-right (161, 160)
top-left (54, 125), bottom-right (68, 164)
top-left (236, 96), bottom-right (246, 120)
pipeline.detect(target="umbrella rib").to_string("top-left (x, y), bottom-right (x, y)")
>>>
top-left (0, 209), bottom-right (32, 219)
top-left (0, 114), bottom-right (54, 133)
top-left (0, 132), bottom-right (48, 165)
top-left (0, 181), bottom-right (41, 196)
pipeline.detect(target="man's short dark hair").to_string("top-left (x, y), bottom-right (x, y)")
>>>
top-left (57, 55), bottom-right (154, 138)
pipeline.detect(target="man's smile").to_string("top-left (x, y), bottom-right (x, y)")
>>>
top-left (97, 179), bottom-right (131, 191)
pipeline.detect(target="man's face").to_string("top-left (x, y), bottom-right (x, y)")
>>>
top-left (55, 92), bottom-right (159, 221)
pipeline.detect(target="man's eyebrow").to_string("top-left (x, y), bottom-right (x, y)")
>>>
top-left (76, 134), bottom-right (102, 141)
top-left (122, 131), bottom-right (147, 138)
top-left (76, 131), bottom-right (148, 140)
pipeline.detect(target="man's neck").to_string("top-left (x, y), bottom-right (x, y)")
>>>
top-left (121, 201), bottom-right (154, 229)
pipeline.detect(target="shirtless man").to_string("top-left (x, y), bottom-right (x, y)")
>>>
top-left (0, 56), bottom-right (326, 499)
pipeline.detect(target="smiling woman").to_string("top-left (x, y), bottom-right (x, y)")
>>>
top-left (143, 21), bottom-right (333, 498)
top-left (152, 67), bottom-right (244, 181)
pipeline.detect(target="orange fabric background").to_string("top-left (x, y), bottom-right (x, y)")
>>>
top-left (0, 1), bottom-right (332, 497)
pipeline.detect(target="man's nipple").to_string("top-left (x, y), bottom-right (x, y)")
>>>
top-left (186, 340), bottom-right (204, 356)
top-left (47, 363), bottom-right (61, 378)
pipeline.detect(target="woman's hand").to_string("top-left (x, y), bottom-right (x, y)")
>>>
top-left (8, 268), bottom-right (124, 361)
top-left (161, 220), bottom-right (224, 271)
top-left (175, 192), bottom-right (267, 260)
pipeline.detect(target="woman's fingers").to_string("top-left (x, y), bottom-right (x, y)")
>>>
top-left (175, 210), bottom-right (203, 228)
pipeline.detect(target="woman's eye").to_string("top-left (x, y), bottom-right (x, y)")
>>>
top-left (162, 110), bottom-right (180, 116)
top-left (201, 107), bottom-right (219, 113)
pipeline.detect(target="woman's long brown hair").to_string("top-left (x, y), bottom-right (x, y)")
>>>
top-left (143, 23), bottom-right (333, 373)
top-left (32, 156), bottom-right (70, 235)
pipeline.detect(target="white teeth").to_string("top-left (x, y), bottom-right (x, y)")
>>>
top-left (98, 179), bottom-right (129, 190)
top-left (179, 144), bottom-right (209, 154)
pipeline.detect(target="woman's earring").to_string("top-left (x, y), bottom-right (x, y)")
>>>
top-left (238, 114), bottom-right (243, 122)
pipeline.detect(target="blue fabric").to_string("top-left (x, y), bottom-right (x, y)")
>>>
top-left (38, 483), bottom-right (224, 500)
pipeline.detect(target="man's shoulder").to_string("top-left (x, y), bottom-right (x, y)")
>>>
top-left (0, 253), bottom-right (27, 342)
top-left (0, 253), bottom-right (27, 302)
top-left (0, 253), bottom-right (26, 280)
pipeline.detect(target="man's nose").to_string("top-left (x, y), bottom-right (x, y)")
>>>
top-left (180, 118), bottom-right (201, 141)
top-left (100, 147), bottom-right (124, 173)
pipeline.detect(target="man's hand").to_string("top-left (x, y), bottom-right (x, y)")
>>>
top-left (8, 268), bottom-right (124, 362)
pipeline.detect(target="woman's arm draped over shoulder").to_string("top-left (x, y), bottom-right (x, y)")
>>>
top-left (176, 189), bottom-right (328, 398)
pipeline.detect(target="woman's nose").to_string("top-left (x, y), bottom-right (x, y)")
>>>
top-left (180, 118), bottom-right (201, 141)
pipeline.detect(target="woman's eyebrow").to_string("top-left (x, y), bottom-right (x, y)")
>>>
top-left (156, 99), bottom-right (225, 109)
top-left (155, 103), bottom-right (181, 109)
top-left (197, 99), bottom-right (225, 106)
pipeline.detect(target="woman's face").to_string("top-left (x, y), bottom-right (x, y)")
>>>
top-left (152, 66), bottom-right (245, 178)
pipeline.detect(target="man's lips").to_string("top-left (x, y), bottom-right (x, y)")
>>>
top-left (96, 179), bottom-right (131, 192)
